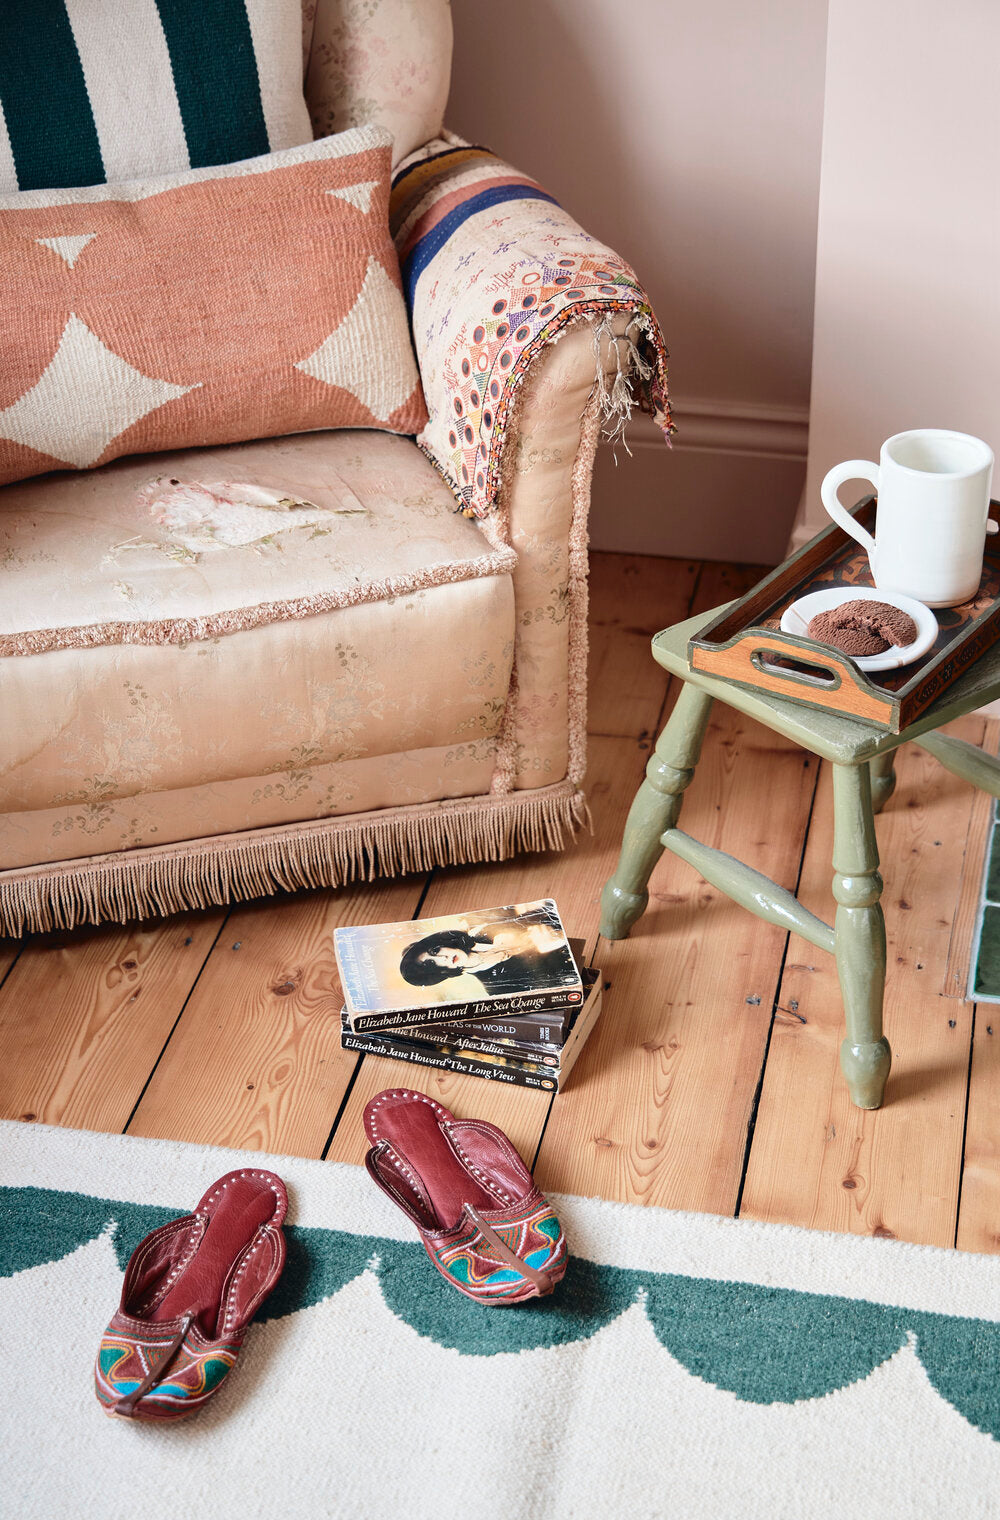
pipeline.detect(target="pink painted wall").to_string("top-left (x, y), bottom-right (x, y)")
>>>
top-left (447, 0), bottom-right (829, 560)
top-left (795, 0), bottom-right (1000, 547)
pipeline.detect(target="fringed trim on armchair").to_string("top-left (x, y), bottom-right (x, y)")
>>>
top-left (0, 782), bottom-right (590, 936)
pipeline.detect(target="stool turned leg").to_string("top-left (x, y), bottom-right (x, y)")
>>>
top-left (869, 751), bottom-right (897, 814)
top-left (831, 762), bottom-right (892, 1109)
top-left (599, 683), bottom-right (714, 939)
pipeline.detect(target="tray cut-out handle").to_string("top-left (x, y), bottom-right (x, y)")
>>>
top-left (688, 627), bottom-right (893, 725)
top-left (751, 648), bottom-right (841, 689)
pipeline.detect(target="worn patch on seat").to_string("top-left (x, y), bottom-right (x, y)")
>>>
top-left (129, 477), bottom-right (365, 558)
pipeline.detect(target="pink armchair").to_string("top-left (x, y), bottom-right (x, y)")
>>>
top-left (0, 0), bottom-right (669, 934)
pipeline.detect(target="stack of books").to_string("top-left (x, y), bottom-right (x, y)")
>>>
top-left (335, 899), bottom-right (602, 1092)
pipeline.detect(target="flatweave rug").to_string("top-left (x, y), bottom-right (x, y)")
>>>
top-left (2, 1120), bottom-right (999, 1519)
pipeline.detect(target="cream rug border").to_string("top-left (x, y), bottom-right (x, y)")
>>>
top-left (4, 1120), bottom-right (998, 1324)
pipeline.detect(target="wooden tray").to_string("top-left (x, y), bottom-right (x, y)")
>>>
top-left (688, 496), bottom-right (1000, 732)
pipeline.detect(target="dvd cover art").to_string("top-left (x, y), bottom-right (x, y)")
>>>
top-left (335, 899), bottom-right (580, 1019)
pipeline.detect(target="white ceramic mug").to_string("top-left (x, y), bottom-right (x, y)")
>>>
top-left (820, 429), bottom-right (995, 607)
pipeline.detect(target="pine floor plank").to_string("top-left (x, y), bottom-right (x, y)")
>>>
top-left (957, 1006), bottom-right (1000, 1255)
top-left (942, 719), bottom-right (998, 997)
top-left (0, 940), bottom-right (20, 985)
top-left (533, 560), bottom-right (810, 1212)
top-left (0, 912), bottom-right (224, 1132)
top-left (588, 551), bottom-right (698, 737)
top-left (692, 559), bottom-right (771, 616)
top-left (740, 720), bottom-right (984, 1247)
top-left (127, 878), bottom-right (426, 1157)
top-left (534, 705), bottom-right (816, 1212)
top-left (954, 713), bottom-right (1000, 1254)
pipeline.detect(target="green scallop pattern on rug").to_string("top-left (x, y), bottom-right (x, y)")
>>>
top-left (3, 1184), bottom-right (998, 1442)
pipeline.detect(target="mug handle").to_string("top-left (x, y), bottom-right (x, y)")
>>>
top-left (820, 460), bottom-right (879, 569)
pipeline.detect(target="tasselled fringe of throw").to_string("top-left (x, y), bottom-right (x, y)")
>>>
top-left (0, 787), bottom-right (591, 936)
top-left (591, 314), bottom-right (657, 451)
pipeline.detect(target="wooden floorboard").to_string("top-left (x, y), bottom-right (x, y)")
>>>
top-left (942, 721), bottom-right (998, 998)
top-left (740, 718), bottom-right (985, 1247)
top-left (957, 1005), bottom-right (1000, 1254)
top-left (587, 551), bottom-right (698, 738)
top-left (0, 940), bottom-right (21, 987)
top-left (0, 911), bottom-right (225, 1133)
top-left (955, 713), bottom-right (1000, 1254)
top-left (533, 561), bottom-right (818, 1213)
top-left (534, 711), bottom-right (816, 1210)
top-left (127, 877), bottom-right (427, 1157)
top-left (2, 550), bottom-right (998, 1254)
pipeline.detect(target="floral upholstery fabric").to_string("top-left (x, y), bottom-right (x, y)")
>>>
top-left (0, 431), bottom-right (515, 868)
top-left (302, 0), bottom-right (452, 168)
top-left (0, 743), bottom-right (500, 871)
top-left (1, 430), bottom-right (507, 655)
top-left (1, 11), bottom-right (672, 925)
top-left (500, 320), bottom-right (632, 792)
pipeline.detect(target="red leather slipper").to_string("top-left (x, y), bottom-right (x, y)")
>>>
top-left (363, 1088), bottom-right (567, 1305)
top-left (94, 1169), bottom-right (287, 1421)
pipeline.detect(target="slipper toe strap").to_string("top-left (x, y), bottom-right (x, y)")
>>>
top-left (466, 1207), bottom-right (555, 1296)
top-left (113, 1314), bottom-right (193, 1417)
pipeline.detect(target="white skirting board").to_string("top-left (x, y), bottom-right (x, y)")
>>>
top-left (591, 401), bottom-right (809, 564)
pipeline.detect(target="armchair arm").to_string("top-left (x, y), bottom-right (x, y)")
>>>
top-left (389, 136), bottom-right (672, 521)
top-left (390, 139), bottom-right (672, 794)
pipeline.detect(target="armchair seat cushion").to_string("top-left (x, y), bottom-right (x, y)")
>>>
top-left (0, 430), bottom-right (517, 859)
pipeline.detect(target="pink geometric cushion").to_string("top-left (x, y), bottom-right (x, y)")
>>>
top-left (0, 126), bottom-right (427, 488)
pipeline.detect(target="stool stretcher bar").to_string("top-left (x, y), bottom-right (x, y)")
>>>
top-left (661, 828), bottom-right (836, 953)
top-left (913, 732), bottom-right (1000, 797)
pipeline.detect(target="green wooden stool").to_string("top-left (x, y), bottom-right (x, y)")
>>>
top-left (600, 603), bottom-right (1000, 1110)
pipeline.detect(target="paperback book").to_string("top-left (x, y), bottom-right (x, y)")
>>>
top-left (403, 1007), bottom-right (575, 1048)
top-left (341, 965), bottom-right (597, 1069)
top-left (397, 1026), bottom-right (563, 1063)
top-left (341, 969), bottom-right (603, 1093)
top-left (335, 899), bottom-right (582, 1033)
top-left (402, 936), bottom-right (590, 1051)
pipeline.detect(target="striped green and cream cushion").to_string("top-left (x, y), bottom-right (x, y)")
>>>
top-left (0, 0), bottom-right (312, 193)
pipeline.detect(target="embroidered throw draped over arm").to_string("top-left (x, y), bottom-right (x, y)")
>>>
top-left (390, 136), bottom-right (673, 519)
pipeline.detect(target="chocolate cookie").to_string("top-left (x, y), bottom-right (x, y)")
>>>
top-left (807, 599), bottom-right (918, 657)
top-left (807, 610), bottom-right (888, 655)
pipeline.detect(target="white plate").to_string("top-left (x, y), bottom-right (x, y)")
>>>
top-left (780, 587), bottom-right (938, 672)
